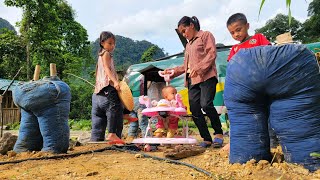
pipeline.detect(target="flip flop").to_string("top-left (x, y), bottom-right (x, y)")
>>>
top-left (199, 141), bottom-right (212, 148)
top-left (212, 137), bottom-right (224, 148)
top-left (107, 139), bottom-right (125, 145)
top-left (123, 116), bottom-right (139, 124)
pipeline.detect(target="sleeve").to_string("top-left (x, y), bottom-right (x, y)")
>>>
top-left (171, 51), bottom-right (187, 78)
top-left (172, 64), bottom-right (185, 78)
top-left (227, 46), bottom-right (236, 62)
top-left (257, 33), bottom-right (271, 45)
top-left (193, 31), bottom-right (217, 77)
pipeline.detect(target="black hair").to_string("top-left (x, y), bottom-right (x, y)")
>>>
top-left (177, 16), bottom-right (200, 31)
top-left (99, 31), bottom-right (115, 53)
top-left (226, 13), bottom-right (247, 27)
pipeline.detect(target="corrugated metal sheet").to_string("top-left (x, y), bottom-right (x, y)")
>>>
top-left (0, 79), bottom-right (21, 91)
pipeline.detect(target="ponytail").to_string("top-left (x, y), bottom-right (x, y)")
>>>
top-left (191, 16), bottom-right (200, 31)
top-left (177, 16), bottom-right (200, 31)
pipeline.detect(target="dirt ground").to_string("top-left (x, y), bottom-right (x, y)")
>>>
top-left (0, 130), bottom-right (319, 180)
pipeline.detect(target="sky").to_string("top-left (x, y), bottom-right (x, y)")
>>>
top-left (0, 0), bottom-right (312, 55)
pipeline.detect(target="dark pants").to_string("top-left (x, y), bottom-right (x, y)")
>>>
top-left (91, 86), bottom-right (123, 141)
top-left (188, 77), bottom-right (223, 142)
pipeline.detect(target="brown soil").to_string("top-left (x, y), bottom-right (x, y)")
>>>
top-left (0, 133), bottom-right (319, 180)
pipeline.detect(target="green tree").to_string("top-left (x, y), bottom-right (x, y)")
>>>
top-left (4, 0), bottom-right (93, 79)
top-left (4, 0), bottom-right (94, 120)
top-left (68, 82), bottom-right (93, 120)
top-left (255, 14), bottom-right (303, 42)
top-left (0, 29), bottom-right (27, 79)
top-left (259, 0), bottom-right (292, 24)
top-left (140, 45), bottom-right (158, 63)
top-left (301, 0), bottom-right (320, 43)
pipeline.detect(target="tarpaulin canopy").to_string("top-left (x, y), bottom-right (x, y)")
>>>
top-left (305, 42), bottom-right (320, 53)
top-left (124, 48), bottom-right (230, 114)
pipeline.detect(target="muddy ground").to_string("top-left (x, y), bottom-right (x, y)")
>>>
top-left (0, 129), bottom-right (319, 180)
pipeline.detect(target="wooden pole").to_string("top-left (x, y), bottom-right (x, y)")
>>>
top-left (0, 95), bottom-right (3, 137)
top-left (33, 65), bottom-right (40, 81)
top-left (50, 63), bottom-right (57, 77)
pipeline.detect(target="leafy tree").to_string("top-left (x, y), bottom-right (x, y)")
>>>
top-left (4, 0), bottom-right (94, 120)
top-left (259, 0), bottom-right (292, 24)
top-left (4, 0), bottom-right (93, 80)
top-left (140, 45), bottom-right (158, 63)
top-left (0, 29), bottom-right (27, 79)
top-left (301, 0), bottom-right (320, 43)
top-left (68, 82), bottom-right (93, 120)
top-left (255, 14), bottom-right (303, 42)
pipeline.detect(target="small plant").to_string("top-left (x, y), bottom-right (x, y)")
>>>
top-left (178, 119), bottom-right (197, 128)
top-left (68, 119), bottom-right (92, 130)
top-left (5, 122), bottom-right (20, 130)
top-left (310, 152), bottom-right (320, 158)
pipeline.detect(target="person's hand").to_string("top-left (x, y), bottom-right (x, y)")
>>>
top-left (189, 69), bottom-right (197, 78)
top-left (114, 81), bottom-right (120, 91)
top-left (164, 68), bottom-right (173, 74)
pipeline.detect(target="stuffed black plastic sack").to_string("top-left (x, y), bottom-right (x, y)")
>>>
top-left (224, 44), bottom-right (320, 171)
top-left (12, 76), bottom-right (71, 153)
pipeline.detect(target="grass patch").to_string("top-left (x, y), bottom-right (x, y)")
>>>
top-left (178, 119), bottom-right (197, 128)
top-left (68, 119), bottom-right (91, 130)
top-left (5, 122), bottom-right (20, 130)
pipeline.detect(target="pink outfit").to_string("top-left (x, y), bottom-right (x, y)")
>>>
top-left (156, 116), bottom-right (179, 130)
top-left (94, 49), bottom-right (117, 94)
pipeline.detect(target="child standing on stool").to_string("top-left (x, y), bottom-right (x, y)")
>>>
top-left (154, 86), bottom-right (180, 138)
top-left (91, 31), bottom-right (124, 144)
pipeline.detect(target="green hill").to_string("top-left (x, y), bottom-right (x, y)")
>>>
top-left (0, 17), bottom-right (16, 34)
top-left (91, 35), bottom-right (166, 70)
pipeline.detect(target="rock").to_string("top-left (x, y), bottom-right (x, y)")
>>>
top-left (7, 150), bottom-right (16, 157)
top-left (256, 160), bottom-right (270, 170)
top-left (247, 159), bottom-right (256, 164)
top-left (135, 154), bottom-right (143, 158)
top-left (272, 162), bottom-right (279, 168)
top-left (258, 160), bottom-right (269, 165)
top-left (0, 133), bottom-right (17, 155)
top-left (86, 171), bottom-right (98, 176)
top-left (77, 132), bottom-right (91, 144)
top-left (69, 138), bottom-right (81, 150)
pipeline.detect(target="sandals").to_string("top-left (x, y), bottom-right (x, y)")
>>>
top-left (123, 115), bottom-right (138, 124)
top-left (107, 139), bottom-right (125, 145)
top-left (199, 141), bottom-right (212, 148)
top-left (212, 137), bottom-right (224, 148)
